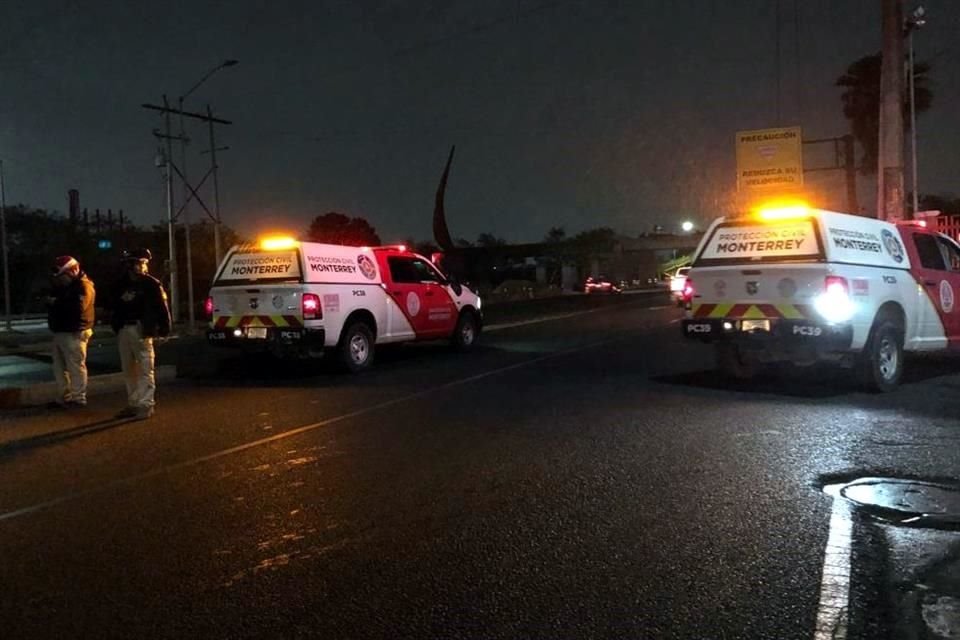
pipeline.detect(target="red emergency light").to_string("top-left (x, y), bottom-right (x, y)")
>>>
top-left (302, 293), bottom-right (321, 320)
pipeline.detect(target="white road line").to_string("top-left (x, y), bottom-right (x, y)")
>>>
top-left (0, 336), bottom-right (627, 523)
top-left (485, 309), bottom-right (604, 332)
top-left (484, 299), bottom-right (674, 333)
top-left (814, 489), bottom-right (853, 640)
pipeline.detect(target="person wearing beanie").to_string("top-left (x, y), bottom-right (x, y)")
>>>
top-left (46, 255), bottom-right (96, 408)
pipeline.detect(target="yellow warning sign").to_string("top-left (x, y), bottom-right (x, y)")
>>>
top-left (736, 126), bottom-right (803, 191)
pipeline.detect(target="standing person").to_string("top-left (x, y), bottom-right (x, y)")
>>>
top-left (111, 249), bottom-right (171, 420)
top-left (46, 256), bottom-right (96, 408)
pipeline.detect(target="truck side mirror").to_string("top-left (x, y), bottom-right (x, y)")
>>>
top-left (445, 271), bottom-right (463, 296)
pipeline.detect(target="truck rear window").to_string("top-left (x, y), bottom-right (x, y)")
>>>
top-left (215, 250), bottom-right (302, 285)
top-left (695, 220), bottom-right (824, 265)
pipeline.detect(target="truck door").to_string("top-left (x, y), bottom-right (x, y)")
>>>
top-left (383, 254), bottom-right (458, 339)
top-left (903, 228), bottom-right (960, 346)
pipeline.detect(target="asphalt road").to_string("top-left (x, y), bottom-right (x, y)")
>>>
top-left (1, 295), bottom-right (959, 639)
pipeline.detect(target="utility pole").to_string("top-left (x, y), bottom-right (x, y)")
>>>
top-left (877, 0), bottom-right (905, 220)
top-left (177, 97), bottom-right (196, 329)
top-left (0, 161), bottom-right (10, 331)
top-left (161, 96), bottom-right (180, 324)
top-left (143, 100), bottom-right (232, 321)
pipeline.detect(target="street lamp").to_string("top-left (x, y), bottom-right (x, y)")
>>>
top-left (681, 221), bottom-right (694, 233)
top-left (906, 6), bottom-right (925, 216)
top-left (178, 59), bottom-right (238, 328)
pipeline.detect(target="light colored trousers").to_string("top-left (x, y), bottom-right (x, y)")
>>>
top-left (117, 324), bottom-right (156, 409)
top-left (52, 329), bottom-right (93, 403)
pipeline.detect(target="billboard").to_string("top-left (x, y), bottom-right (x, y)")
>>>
top-left (736, 127), bottom-right (803, 191)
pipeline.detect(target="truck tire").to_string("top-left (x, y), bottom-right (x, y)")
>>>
top-left (715, 343), bottom-right (755, 380)
top-left (337, 321), bottom-right (375, 373)
top-left (860, 320), bottom-right (903, 392)
top-left (451, 310), bottom-right (479, 352)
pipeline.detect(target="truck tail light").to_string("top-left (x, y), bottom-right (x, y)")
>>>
top-left (816, 276), bottom-right (855, 323)
top-left (824, 276), bottom-right (849, 297)
top-left (302, 293), bottom-right (321, 320)
top-left (204, 296), bottom-right (214, 319)
top-left (682, 279), bottom-right (695, 302)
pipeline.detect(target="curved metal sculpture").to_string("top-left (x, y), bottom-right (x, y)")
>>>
top-left (432, 145), bottom-right (456, 251)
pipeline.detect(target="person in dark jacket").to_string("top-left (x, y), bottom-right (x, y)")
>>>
top-left (111, 248), bottom-right (171, 420)
top-left (46, 256), bottom-right (96, 408)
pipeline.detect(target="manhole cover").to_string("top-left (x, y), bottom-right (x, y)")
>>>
top-left (834, 477), bottom-right (960, 528)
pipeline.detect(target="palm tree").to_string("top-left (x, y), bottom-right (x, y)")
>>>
top-left (836, 53), bottom-right (932, 174)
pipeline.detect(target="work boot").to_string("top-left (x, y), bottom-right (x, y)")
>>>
top-left (115, 406), bottom-right (138, 419)
top-left (134, 406), bottom-right (155, 421)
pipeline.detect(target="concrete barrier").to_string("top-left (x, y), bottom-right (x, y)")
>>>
top-left (0, 365), bottom-right (177, 409)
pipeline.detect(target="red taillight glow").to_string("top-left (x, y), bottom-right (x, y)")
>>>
top-left (204, 296), bottom-right (214, 319)
top-left (682, 280), bottom-right (695, 300)
top-left (302, 293), bottom-right (321, 320)
top-left (824, 276), bottom-right (849, 297)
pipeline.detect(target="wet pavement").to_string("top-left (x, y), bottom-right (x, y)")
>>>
top-left (0, 355), bottom-right (52, 388)
top-left (0, 295), bottom-right (958, 638)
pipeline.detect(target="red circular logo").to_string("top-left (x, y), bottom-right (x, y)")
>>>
top-left (357, 254), bottom-right (377, 280)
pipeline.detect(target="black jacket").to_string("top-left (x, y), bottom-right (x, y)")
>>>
top-left (47, 273), bottom-right (96, 333)
top-left (110, 273), bottom-right (172, 337)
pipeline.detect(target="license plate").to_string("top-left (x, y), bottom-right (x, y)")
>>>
top-left (246, 327), bottom-right (268, 339)
top-left (741, 319), bottom-right (770, 332)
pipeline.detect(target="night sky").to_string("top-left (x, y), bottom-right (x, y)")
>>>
top-left (3, 0), bottom-right (958, 244)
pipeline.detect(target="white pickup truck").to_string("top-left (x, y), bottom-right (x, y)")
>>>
top-left (682, 206), bottom-right (960, 391)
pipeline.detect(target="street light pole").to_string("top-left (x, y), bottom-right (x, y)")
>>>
top-left (0, 161), bottom-right (10, 331)
top-left (207, 105), bottom-right (224, 266)
top-left (906, 6), bottom-right (925, 216)
top-left (162, 97), bottom-right (179, 324)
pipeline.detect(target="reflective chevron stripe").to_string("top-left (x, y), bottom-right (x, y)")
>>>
top-left (691, 303), bottom-right (814, 320)
top-left (212, 315), bottom-right (303, 329)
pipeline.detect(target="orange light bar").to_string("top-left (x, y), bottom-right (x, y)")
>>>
top-left (260, 236), bottom-right (299, 251)
top-left (754, 201), bottom-right (811, 221)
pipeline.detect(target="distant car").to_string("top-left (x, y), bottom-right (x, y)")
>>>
top-left (670, 267), bottom-right (692, 305)
top-left (585, 276), bottom-right (621, 294)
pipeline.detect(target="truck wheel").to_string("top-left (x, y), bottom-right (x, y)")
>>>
top-left (451, 311), bottom-right (479, 352)
top-left (338, 321), bottom-right (375, 373)
top-left (861, 321), bottom-right (903, 392)
top-left (715, 343), bottom-right (755, 380)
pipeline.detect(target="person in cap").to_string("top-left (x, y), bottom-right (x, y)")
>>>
top-left (110, 248), bottom-right (171, 420)
top-left (46, 256), bottom-right (96, 408)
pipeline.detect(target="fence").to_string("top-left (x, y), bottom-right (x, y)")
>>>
top-left (934, 215), bottom-right (960, 241)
